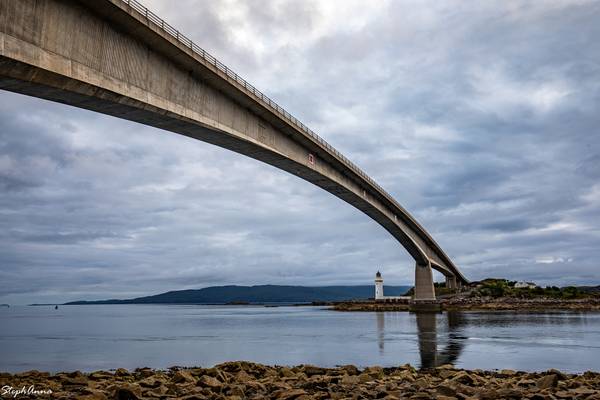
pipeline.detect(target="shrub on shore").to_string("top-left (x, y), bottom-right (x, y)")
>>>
top-left (470, 279), bottom-right (590, 299)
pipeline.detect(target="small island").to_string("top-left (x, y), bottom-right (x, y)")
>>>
top-left (333, 277), bottom-right (600, 312)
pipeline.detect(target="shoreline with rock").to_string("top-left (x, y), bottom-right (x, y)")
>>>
top-left (2, 362), bottom-right (599, 399)
top-left (332, 297), bottom-right (600, 312)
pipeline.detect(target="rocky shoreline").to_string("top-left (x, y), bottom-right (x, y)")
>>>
top-left (332, 297), bottom-right (600, 312)
top-left (2, 362), bottom-right (600, 400)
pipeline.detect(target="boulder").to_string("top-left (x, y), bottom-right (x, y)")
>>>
top-left (139, 374), bottom-right (167, 388)
top-left (89, 371), bottom-right (114, 380)
top-left (438, 369), bottom-right (456, 380)
top-left (536, 374), bottom-right (558, 389)
top-left (274, 388), bottom-right (308, 400)
top-left (234, 370), bottom-right (253, 383)
top-left (302, 365), bottom-right (327, 377)
top-left (435, 384), bottom-right (457, 397)
top-left (198, 375), bottom-right (222, 389)
top-left (277, 367), bottom-right (293, 378)
top-left (340, 365), bottom-right (360, 376)
top-left (111, 384), bottom-right (141, 400)
top-left (341, 374), bottom-right (361, 385)
top-left (114, 369), bottom-right (130, 377)
top-left (364, 366), bottom-right (384, 379)
top-left (172, 370), bottom-right (195, 384)
top-left (135, 369), bottom-right (154, 379)
top-left (226, 384), bottom-right (245, 397)
top-left (62, 376), bottom-right (89, 387)
top-left (449, 371), bottom-right (475, 385)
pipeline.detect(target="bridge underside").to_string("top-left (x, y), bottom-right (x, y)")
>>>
top-left (0, 0), bottom-right (467, 299)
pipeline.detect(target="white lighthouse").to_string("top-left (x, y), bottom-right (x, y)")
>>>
top-left (375, 271), bottom-right (384, 300)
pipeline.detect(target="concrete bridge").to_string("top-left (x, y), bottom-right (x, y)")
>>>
top-left (0, 0), bottom-right (468, 299)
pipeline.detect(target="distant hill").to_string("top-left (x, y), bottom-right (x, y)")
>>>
top-left (577, 285), bottom-right (600, 294)
top-left (63, 284), bottom-right (411, 305)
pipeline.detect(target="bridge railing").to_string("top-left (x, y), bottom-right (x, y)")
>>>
top-left (121, 0), bottom-right (403, 207)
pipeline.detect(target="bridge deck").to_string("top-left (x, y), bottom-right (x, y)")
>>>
top-left (0, 0), bottom-right (468, 288)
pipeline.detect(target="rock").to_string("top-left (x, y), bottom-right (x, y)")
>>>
top-left (516, 378), bottom-right (536, 387)
top-left (435, 384), bottom-right (457, 397)
top-left (438, 369), bottom-right (456, 380)
top-left (392, 369), bottom-right (416, 382)
top-left (198, 375), bottom-right (222, 389)
top-left (62, 376), bottom-right (89, 386)
top-left (546, 368), bottom-right (568, 380)
top-left (477, 389), bottom-right (501, 400)
top-left (303, 365), bottom-right (326, 377)
top-left (449, 371), bottom-right (475, 385)
top-left (275, 388), bottom-right (307, 399)
top-left (172, 370), bottom-right (195, 383)
top-left (341, 374), bottom-right (361, 385)
top-left (364, 366), bottom-right (384, 379)
top-left (280, 367), bottom-right (295, 378)
top-left (495, 388), bottom-right (523, 398)
top-left (409, 393), bottom-right (431, 400)
top-left (16, 370), bottom-right (51, 379)
top-left (536, 374), bottom-right (558, 389)
top-left (340, 365), bottom-right (360, 376)
top-left (78, 388), bottom-right (108, 400)
top-left (177, 395), bottom-right (205, 400)
top-left (571, 387), bottom-right (596, 395)
top-left (78, 394), bottom-right (108, 400)
top-left (134, 368), bottom-right (154, 378)
top-left (144, 386), bottom-right (169, 397)
top-left (358, 373), bottom-right (373, 383)
top-left (413, 377), bottom-right (430, 389)
top-left (112, 384), bottom-right (141, 400)
top-left (553, 392), bottom-right (574, 399)
top-left (89, 371), bottom-right (113, 380)
top-left (529, 394), bottom-right (551, 400)
top-left (226, 384), bottom-right (245, 397)
top-left (114, 368), bottom-right (130, 377)
top-left (233, 369), bottom-right (253, 383)
top-left (245, 380), bottom-right (267, 393)
top-left (138, 375), bottom-right (167, 388)
top-left (499, 369), bottom-right (517, 376)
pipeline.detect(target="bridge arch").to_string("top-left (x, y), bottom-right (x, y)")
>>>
top-left (0, 0), bottom-right (467, 298)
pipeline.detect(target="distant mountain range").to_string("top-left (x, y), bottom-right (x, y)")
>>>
top-left (63, 284), bottom-right (411, 305)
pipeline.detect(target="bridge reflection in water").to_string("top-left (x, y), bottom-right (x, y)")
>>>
top-left (376, 311), bottom-right (467, 369)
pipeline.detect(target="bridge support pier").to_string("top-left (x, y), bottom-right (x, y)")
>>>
top-left (445, 275), bottom-right (457, 290)
top-left (414, 261), bottom-right (436, 301)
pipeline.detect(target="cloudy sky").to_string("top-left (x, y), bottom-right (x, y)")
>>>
top-left (1, 0), bottom-right (600, 304)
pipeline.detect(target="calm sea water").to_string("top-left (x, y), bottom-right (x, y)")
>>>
top-left (1, 305), bottom-right (599, 373)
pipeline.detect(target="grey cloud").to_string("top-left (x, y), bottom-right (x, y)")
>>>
top-left (1, 0), bottom-right (600, 304)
